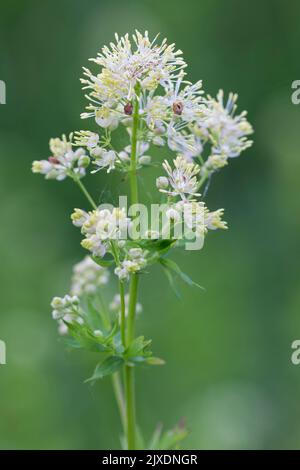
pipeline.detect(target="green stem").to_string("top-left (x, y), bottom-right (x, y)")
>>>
top-left (74, 176), bottom-right (97, 210)
top-left (124, 274), bottom-right (139, 449)
top-left (119, 281), bottom-right (126, 347)
top-left (110, 241), bottom-right (126, 348)
top-left (112, 372), bottom-right (126, 433)
top-left (126, 274), bottom-right (139, 344)
top-left (125, 90), bottom-right (141, 450)
top-left (125, 272), bottom-right (139, 450)
top-left (125, 364), bottom-right (136, 449)
top-left (197, 172), bottom-right (209, 192)
top-left (129, 94), bottom-right (140, 206)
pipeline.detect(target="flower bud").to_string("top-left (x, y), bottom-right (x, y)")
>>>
top-left (90, 146), bottom-right (104, 158)
top-left (156, 176), bottom-right (169, 190)
top-left (172, 101), bottom-right (184, 115)
top-left (166, 207), bottom-right (181, 222)
top-left (139, 155), bottom-right (151, 165)
top-left (32, 161), bottom-right (43, 173)
top-left (71, 208), bottom-right (88, 227)
top-left (51, 296), bottom-right (65, 310)
top-left (70, 295), bottom-right (79, 305)
top-left (78, 154), bottom-right (90, 168)
top-left (152, 136), bottom-right (165, 146)
top-left (52, 309), bottom-right (64, 320)
top-left (48, 156), bottom-right (60, 164)
top-left (86, 133), bottom-right (99, 149)
top-left (81, 238), bottom-right (93, 251)
top-left (128, 248), bottom-right (143, 259)
top-left (93, 329), bottom-right (103, 338)
top-left (124, 102), bottom-right (133, 115)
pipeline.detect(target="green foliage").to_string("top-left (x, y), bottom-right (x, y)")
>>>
top-left (63, 320), bottom-right (109, 353)
top-left (142, 239), bottom-right (176, 260)
top-left (63, 302), bottom-right (164, 384)
top-left (85, 356), bottom-right (124, 384)
top-left (159, 257), bottom-right (204, 298)
top-left (148, 422), bottom-right (188, 450)
top-left (124, 336), bottom-right (165, 366)
top-left (91, 255), bottom-right (114, 267)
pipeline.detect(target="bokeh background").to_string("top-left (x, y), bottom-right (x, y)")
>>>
top-left (1, 0), bottom-right (300, 450)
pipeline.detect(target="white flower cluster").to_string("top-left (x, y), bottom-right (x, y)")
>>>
top-left (80, 31), bottom-right (186, 123)
top-left (161, 199), bottom-right (226, 239)
top-left (204, 208), bottom-right (227, 231)
top-left (203, 90), bottom-right (253, 158)
top-left (114, 248), bottom-right (147, 281)
top-left (33, 32), bottom-right (252, 182)
top-left (72, 31), bottom-right (252, 172)
top-left (51, 294), bottom-right (81, 335)
top-left (74, 131), bottom-right (151, 173)
top-left (51, 294), bottom-right (79, 320)
top-left (32, 134), bottom-right (90, 181)
top-left (199, 91), bottom-right (253, 175)
top-left (70, 256), bottom-right (109, 296)
top-left (71, 207), bottom-right (131, 258)
top-left (156, 156), bottom-right (227, 237)
top-left (51, 256), bottom-right (110, 335)
top-left (157, 155), bottom-right (200, 199)
top-left (36, 31), bottom-right (252, 341)
top-left (162, 200), bottom-right (205, 238)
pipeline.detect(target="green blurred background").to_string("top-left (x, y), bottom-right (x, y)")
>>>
top-left (1, 0), bottom-right (300, 450)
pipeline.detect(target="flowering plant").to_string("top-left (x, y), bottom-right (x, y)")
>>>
top-left (32, 31), bottom-right (252, 450)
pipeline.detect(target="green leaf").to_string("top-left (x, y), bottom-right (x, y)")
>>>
top-left (85, 356), bottom-right (124, 384)
top-left (148, 422), bottom-right (188, 450)
top-left (64, 321), bottom-right (109, 353)
top-left (145, 239), bottom-right (175, 254)
top-left (159, 258), bottom-right (204, 290)
top-left (145, 356), bottom-right (165, 365)
top-left (161, 263), bottom-right (181, 299)
top-left (85, 299), bottom-right (103, 331)
top-left (105, 319), bottom-right (119, 342)
top-left (158, 423), bottom-right (188, 450)
top-left (148, 424), bottom-right (163, 450)
top-left (123, 336), bottom-right (164, 367)
top-left (59, 337), bottom-right (81, 349)
top-left (113, 331), bottom-right (125, 354)
top-left (125, 336), bottom-right (152, 360)
top-left (91, 255), bottom-right (114, 267)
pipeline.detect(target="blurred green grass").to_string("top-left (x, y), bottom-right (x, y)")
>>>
top-left (1, 0), bottom-right (300, 449)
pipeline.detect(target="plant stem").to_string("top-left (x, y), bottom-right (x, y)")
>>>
top-left (125, 273), bottom-right (139, 449)
top-left (197, 172), bottom-right (209, 192)
top-left (74, 176), bottom-right (97, 210)
top-left (119, 281), bottom-right (126, 347)
top-left (125, 362), bottom-right (136, 449)
top-left (125, 90), bottom-right (140, 450)
top-left (126, 274), bottom-right (139, 344)
top-left (129, 92), bottom-right (140, 206)
top-left (110, 241), bottom-right (126, 348)
top-left (112, 372), bottom-right (126, 432)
